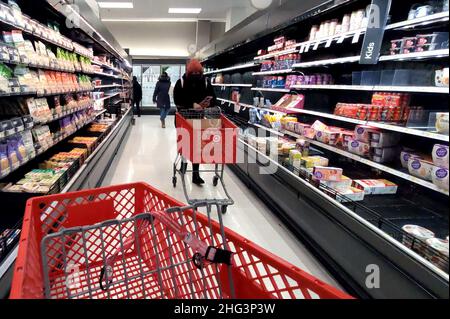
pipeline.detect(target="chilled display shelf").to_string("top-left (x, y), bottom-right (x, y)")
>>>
top-left (94, 92), bottom-right (120, 102)
top-left (385, 10), bottom-right (450, 30)
top-left (34, 105), bottom-right (93, 125)
top-left (0, 113), bottom-right (101, 180)
top-left (254, 48), bottom-right (299, 60)
top-left (93, 72), bottom-right (121, 79)
top-left (204, 62), bottom-right (258, 75)
top-left (251, 87), bottom-right (291, 93)
top-left (293, 56), bottom-right (360, 68)
top-left (290, 84), bottom-right (449, 94)
top-left (379, 49), bottom-right (450, 62)
top-left (280, 129), bottom-right (449, 196)
top-left (212, 83), bottom-right (253, 87)
top-left (217, 98), bottom-right (287, 114)
top-left (253, 69), bottom-right (294, 76)
top-left (91, 60), bottom-right (122, 74)
top-left (94, 84), bottom-right (122, 89)
top-left (296, 28), bottom-right (366, 53)
top-left (251, 122), bottom-right (284, 136)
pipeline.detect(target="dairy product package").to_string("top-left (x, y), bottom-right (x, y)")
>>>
top-left (425, 238), bottom-right (449, 271)
top-left (316, 129), bottom-right (340, 145)
top-left (289, 149), bottom-right (302, 169)
top-left (352, 179), bottom-right (398, 195)
top-left (320, 176), bottom-right (353, 193)
top-left (302, 156), bottom-right (329, 168)
top-left (402, 224), bottom-right (435, 254)
top-left (432, 166), bottom-right (449, 191)
top-left (401, 150), bottom-right (422, 169)
top-left (408, 158), bottom-right (436, 181)
top-left (370, 132), bottom-right (401, 148)
top-left (371, 147), bottom-right (400, 163)
top-left (313, 166), bottom-right (343, 181)
top-left (354, 125), bottom-right (379, 143)
top-left (435, 112), bottom-right (449, 134)
top-left (348, 139), bottom-right (370, 156)
top-left (311, 120), bottom-right (329, 132)
top-left (432, 144), bottom-right (449, 169)
top-left (335, 187), bottom-right (365, 203)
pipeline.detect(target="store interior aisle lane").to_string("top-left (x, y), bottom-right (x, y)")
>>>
top-left (102, 115), bottom-right (342, 289)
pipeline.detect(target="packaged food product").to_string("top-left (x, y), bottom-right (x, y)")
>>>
top-left (435, 113), bottom-right (449, 134)
top-left (401, 150), bottom-right (422, 169)
top-left (348, 139), bottom-right (370, 156)
top-left (315, 129), bottom-right (340, 145)
top-left (355, 125), bottom-right (379, 143)
top-left (370, 132), bottom-right (401, 148)
top-left (289, 150), bottom-right (302, 169)
top-left (0, 143), bottom-right (10, 176)
top-left (425, 238), bottom-right (449, 271)
top-left (402, 225), bottom-right (435, 254)
top-left (353, 179), bottom-right (398, 195)
top-left (296, 138), bottom-right (310, 157)
top-left (432, 167), bottom-right (449, 191)
top-left (408, 158), bottom-right (435, 181)
top-left (432, 144), bottom-right (449, 169)
top-left (313, 166), bottom-right (343, 182)
top-left (335, 187), bottom-right (365, 203)
top-left (302, 156), bottom-right (329, 168)
top-left (320, 176), bottom-right (353, 193)
top-left (371, 147), bottom-right (400, 163)
top-left (311, 120), bottom-right (329, 132)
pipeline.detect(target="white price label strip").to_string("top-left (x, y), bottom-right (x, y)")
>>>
top-left (352, 30), bottom-right (361, 44)
top-left (312, 41), bottom-right (320, 51)
top-left (325, 38), bottom-right (333, 48)
top-left (299, 44), bottom-right (305, 54)
top-left (337, 35), bottom-right (346, 44)
top-left (304, 44), bottom-right (310, 53)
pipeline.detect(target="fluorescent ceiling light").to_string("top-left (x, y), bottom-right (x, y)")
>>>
top-left (98, 2), bottom-right (134, 9)
top-left (102, 18), bottom-right (226, 23)
top-left (169, 8), bottom-right (202, 14)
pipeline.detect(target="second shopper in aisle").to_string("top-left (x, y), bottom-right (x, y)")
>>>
top-left (153, 72), bottom-right (172, 128)
top-left (132, 76), bottom-right (143, 118)
top-left (174, 59), bottom-right (216, 185)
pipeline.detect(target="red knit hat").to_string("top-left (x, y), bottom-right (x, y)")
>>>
top-left (186, 59), bottom-right (204, 75)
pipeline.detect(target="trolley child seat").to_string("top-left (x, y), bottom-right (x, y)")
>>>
top-left (10, 183), bottom-right (352, 299)
top-left (173, 107), bottom-right (238, 213)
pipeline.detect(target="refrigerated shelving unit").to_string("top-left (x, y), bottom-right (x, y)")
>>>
top-left (0, 0), bottom-right (133, 298)
top-left (203, 0), bottom-right (449, 298)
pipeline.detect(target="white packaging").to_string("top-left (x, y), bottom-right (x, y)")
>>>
top-left (432, 144), bottom-right (449, 169)
top-left (436, 112), bottom-right (449, 134)
top-left (402, 225), bottom-right (435, 254)
top-left (401, 150), bottom-right (422, 169)
top-left (370, 132), bottom-right (401, 148)
top-left (352, 179), bottom-right (398, 195)
top-left (371, 147), bottom-right (400, 163)
top-left (335, 187), bottom-right (365, 203)
top-left (320, 176), bottom-right (353, 193)
top-left (408, 158), bottom-right (435, 181)
top-left (355, 125), bottom-right (378, 143)
top-left (348, 139), bottom-right (370, 156)
top-left (432, 167), bottom-right (449, 191)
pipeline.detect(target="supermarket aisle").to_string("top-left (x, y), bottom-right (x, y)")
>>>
top-left (102, 116), bottom-right (341, 288)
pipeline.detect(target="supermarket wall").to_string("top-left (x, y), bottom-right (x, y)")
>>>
top-left (104, 21), bottom-right (226, 58)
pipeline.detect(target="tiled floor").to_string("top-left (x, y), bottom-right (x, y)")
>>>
top-left (102, 115), bottom-right (341, 289)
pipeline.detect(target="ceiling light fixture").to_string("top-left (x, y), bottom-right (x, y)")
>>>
top-left (98, 2), bottom-right (134, 9)
top-left (168, 8), bottom-right (202, 14)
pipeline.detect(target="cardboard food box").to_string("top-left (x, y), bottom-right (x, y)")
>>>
top-left (335, 187), bottom-right (365, 203)
top-left (370, 132), bottom-right (401, 148)
top-left (273, 94), bottom-right (305, 110)
top-left (408, 158), bottom-right (436, 181)
top-left (302, 156), bottom-right (329, 169)
top-left (352, 179), bottom-right (398, 195)
top-left (348, 139), bottom-right (370, 157)
top-left (313, 166), bottom-right (343, 182)
top-left (355, 125), bottom-right (379, 143)
top-left (320, 176), bottom-right (353, 193)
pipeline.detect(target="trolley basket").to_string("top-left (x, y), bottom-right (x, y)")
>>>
top-left (10, 182), bottom-right (352, 299)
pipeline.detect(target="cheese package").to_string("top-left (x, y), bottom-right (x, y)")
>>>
top-left (311, 120), bottom-right (329, 132)
top-left (302, 156), bottom-right (329, 168)
top-left (352, 179), bottom-right (398, 195)
top-left (348, 139), bottom-right (370, 156)
top-left (402, 225), bottom-right (435, 254)
top-left (289, 150), bottom-right (302, 169)
top-left (313, 166), bottom-right (343, 181)
top-left (320, 176), bottom-right (353, 193)
top-left (335, 187), bottom-right (365, 203)
top-left (408, 158), bottom-right (435, 181)
top-left (432, 144), bottom-right (449, 169)
top-left (432, 167), bottom-right (449, 191)
top-left (355, 125), bottom-right (379, 143)
top-left (435, 112), bottom-right (449, 134)
top-left (370, 132), bottom-right (401, 148)
top-left (401, 150), bottom-right (422, 169)
top-left (315, 129), bottom-right (340, 145)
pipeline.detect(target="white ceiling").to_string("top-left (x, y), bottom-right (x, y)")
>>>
top-left (97, 0), bottom-right (255, 21)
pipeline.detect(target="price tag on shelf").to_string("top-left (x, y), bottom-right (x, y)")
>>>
top-left (312, 41), bottom-right (320, 51)
top-left (352, 30), bottom-right (361, 44)
top-left (299, 44), bottom-right (305, 53)
top-left (337, 35), bottom-right (346, 44)
top-left (325, 38), bottom-right (333, 48)
top-left (304, 44), bottom-right (310, 53)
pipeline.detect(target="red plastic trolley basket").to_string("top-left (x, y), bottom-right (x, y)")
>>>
top-left (10, 183), bottom-right (352, 299)
top-left (176, 108), bottom-right (238, 164)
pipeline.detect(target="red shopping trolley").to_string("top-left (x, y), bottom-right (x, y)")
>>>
top-left (10, 183), bottom-right (352, 299)
top-left (173, 107), bottom-right (238, 214)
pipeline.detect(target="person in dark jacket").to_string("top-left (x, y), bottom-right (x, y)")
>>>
top-left (153, 72), bottom-right (171, 128)
top-left (132, 76), bottom-right (143, 117)
top-left (173, 59), bottom-right (216, 186)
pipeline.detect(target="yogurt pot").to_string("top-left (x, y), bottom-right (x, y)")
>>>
top-left (425, 238), bottom-right (449, 272)
top-left (402, 224), bottom-right (435, 255)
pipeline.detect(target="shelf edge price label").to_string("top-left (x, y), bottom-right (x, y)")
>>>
top-left (337, 35), bottom-right (346, 44)
top-left (325, 38), bottom-right (333, 48)
top-left (299, 44), bottom-right (305, 54)
top-left (352, 30), bottom-right (362, 44)
top-left (312, 41), bottom-right (320, 51)
top-left (304, 44), bottom-right (310, 53)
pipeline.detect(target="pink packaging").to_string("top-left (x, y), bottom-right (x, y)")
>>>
top-left (348, 139), bottom-right (371, 156)
top-left (355, 125), bottom-right (380, 143)
top-left (313, 166), bottom-right (343, 182)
